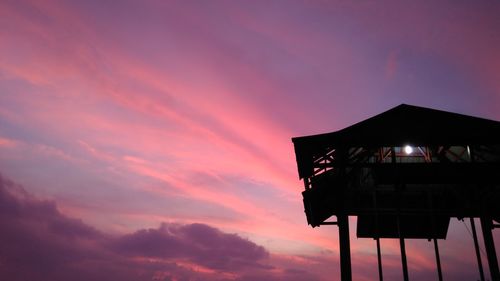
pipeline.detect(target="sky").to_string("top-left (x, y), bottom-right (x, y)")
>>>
top-left (1, 0), bottom-right (500, 280)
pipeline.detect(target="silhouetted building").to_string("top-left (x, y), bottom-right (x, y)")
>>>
top-left (292, 104), bottom-right (500, 281)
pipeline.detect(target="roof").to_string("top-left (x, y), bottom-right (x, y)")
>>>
top-left (292, 104), bottom-right (500, 179)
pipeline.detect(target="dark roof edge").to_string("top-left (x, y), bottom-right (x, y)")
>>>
top-left (291, 103), bottom-right (500, 143)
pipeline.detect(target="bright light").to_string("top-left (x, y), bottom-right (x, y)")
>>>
top-left (404, 145), bottom-right (413, 155)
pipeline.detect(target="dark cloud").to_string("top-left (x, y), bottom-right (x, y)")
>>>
top-left (0, 174), bottom-right (113, 281)
top-left (112, 222), bottom-right (269, 271)
top-left (0, 174), bottom-right (321, 281)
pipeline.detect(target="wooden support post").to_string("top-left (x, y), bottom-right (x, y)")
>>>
top-left (399, 236), bottom-right (409, 281)
top-left (433, 239), bottom-right (443, 281)
top-left (374, 189), bottom-right (383, 281)
top-left (481, 217), bottom-right (500, 281)
top-left (338, 215), bottom-right (352, 281)
top-left (397, 205), bottom-right (409, 281)
top-left (469, 147), bottom-right (487, 281)
top-left (470, 218), bottom-right (485, 281)
top-left (396, 188), bottom-right (409, 281)
top-left (428, 190), bottom-right (443, 281)
top-left (377, 238), bottom-right (383, 281)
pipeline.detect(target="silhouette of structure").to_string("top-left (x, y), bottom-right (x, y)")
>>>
top-left (292, 104), bottom-right (500, 281)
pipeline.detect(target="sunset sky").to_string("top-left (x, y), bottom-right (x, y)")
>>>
top-left (1, 1), bottom-right (500, 280)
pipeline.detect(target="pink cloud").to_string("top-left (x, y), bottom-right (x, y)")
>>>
top-left (0, 137), bottom-right (17, 148)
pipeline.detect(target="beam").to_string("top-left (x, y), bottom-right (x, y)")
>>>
top-left (470, 218), bottom-right (485, 281)
top-left (395, 182), bottom-right (409, 281)
top-left (480, 217), bottom-right (500, 281)
top-left (433, 239), bottom-right (443, 281)
top-left (396, 208), bottom-right (409, 281)
top-left (320, 221), bottom-right (338, 225)
top-left (338, 215), bottom-right (352, 281)
top-left (376, 238), bottom-right (383, 281)
top-left (399, 237), bottom-right (409, 281)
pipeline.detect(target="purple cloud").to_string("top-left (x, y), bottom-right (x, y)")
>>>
top-left (0, 174), bottom-right (323, 281)
top-left (112, 222), bottom-right (269, 271)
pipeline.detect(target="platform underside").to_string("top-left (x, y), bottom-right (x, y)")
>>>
top-left (356, 214), bottom-right (450, 239)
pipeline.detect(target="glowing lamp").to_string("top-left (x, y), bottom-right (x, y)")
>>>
top-left (404, 145), bottom-right (413, 155)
